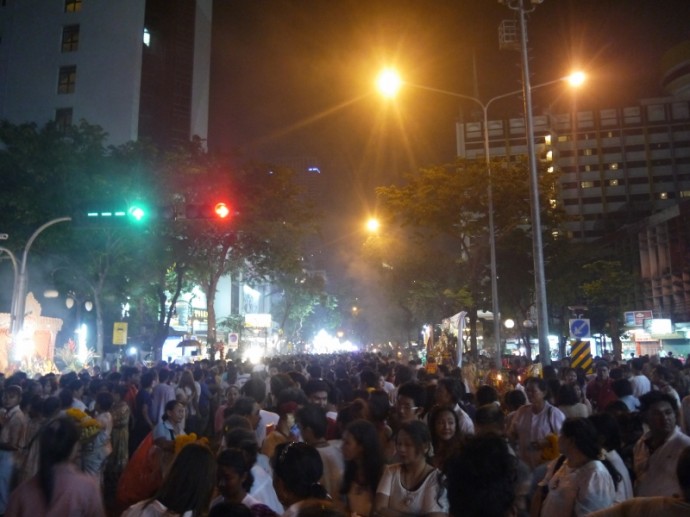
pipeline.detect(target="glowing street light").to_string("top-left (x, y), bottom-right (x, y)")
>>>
top-left (376, 68), bottom-right (402, 98)
top-left (366, 217), bottom-right (380, 233)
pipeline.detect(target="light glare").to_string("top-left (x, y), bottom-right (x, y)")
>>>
top-left (567, 71), bottom-right (586, 87)
top-left (376, 68), bottom-right (402, 98)
top-left (366, 218), bottom-right (380, 233)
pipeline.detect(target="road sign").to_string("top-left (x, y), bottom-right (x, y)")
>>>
top-left (228, 332), bottom-right (239, 351)
top-left (570, 339), bottom-right (593, 373)
top-left (113, 322), bottom-right (128, 345)
top-left (569, 318), bottom-right (591, 339)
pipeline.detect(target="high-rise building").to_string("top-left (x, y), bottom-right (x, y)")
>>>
top-left (0, 0), bottom-right (212, 147)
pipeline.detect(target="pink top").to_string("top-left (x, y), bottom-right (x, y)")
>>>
top-left (6, 462), bottom-right (106, 517)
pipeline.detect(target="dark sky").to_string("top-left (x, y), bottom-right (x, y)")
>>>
top-left (210, 0), bottom-right (690, 211)
top-left (208, 0), bottom-right (690, 332)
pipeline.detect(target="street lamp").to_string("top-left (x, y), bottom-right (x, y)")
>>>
top-left (365, 217), bottom-right (380, 233)
top-left (2, 217), bottom-right (71, 348)
top-left (378, 71), bottom-right (584, 369)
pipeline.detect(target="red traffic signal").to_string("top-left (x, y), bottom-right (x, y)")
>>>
top-left (185, 202), bottom-right (233, 220)
top-left (214, 202), bottom-right (230, 219)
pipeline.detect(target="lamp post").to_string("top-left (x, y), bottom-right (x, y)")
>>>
top-left (6, 217), bottom-right (71, 346)
top-left (378, 72), bottom-right (583, 370)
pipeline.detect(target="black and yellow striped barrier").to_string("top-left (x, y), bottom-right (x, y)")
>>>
top-left (570, 339), bottom-right (593, 373)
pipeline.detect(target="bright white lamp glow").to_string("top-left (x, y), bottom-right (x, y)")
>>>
top-left (567, 71), bottom-right (586, 87)
top-left (366, 218), bottom-right (380, 233)
top-left (376, 68), bottom-right (402, 98)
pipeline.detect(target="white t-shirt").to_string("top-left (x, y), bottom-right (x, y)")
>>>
top-left (453, 404), bottom-right (475, 435)
top-left (122, 499), bottom-right (192, 517)
top-left (629, 375), bottom-right (651, 398)
top-left (634, 426), bottom-right (690, 497)
top-left (376, 464), bottom-right (448, 515)
top-left (315, 443), bottom-right (344, 498)
top-left (540, 459), bottom-right (616, 517)
top-left (509, 403), bottom-right (565, 469)
top-left (606, 449), bottom-right (633, 503)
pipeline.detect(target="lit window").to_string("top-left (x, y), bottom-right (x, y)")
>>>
top-left (680, 191), bottom-right (690, 198)
top-left (609, 163), bottom-right (618, 170)
top-left (546, 150), bottom-right (553, 161)
top-left (61, 25), bottom-right (79, 52)
top-left (143, 27), bottom-right (151, 47)
top-left (581, 181), bottom-right (594, 189)
top-left (57, 66), bottom-right (76, 94)
top-left (549, 199), bottom-right (558, 209)
top-left (557, 135), bottom-right (569, 142)
top-left (64, 0), bottom-right (82, 12)
top-left (659, 192), bottom-right (668, 200)
top-left (55, 108), bottom-right (73, 130)
top-left (609, 179), bottom-right (619, 187)
top-left (584, 149), bottom-right (593, 156)
top-left (544, 135), bottom-right (552, 145)
top-left (547, 166), bottom-right (554, 173)
top-left (584, 165), bottom-right (591, 172)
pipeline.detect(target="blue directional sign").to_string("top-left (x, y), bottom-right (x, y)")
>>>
top-left (569, 318), bottom-right (591, 339)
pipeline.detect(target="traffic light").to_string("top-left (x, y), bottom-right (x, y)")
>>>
top-left (82, 202), bottom-right (175, 225)
top-left (185, 201), bottom-right (234, 220)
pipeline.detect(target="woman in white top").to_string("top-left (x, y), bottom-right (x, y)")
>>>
top-left (533, 418), bottom-right (620, 517)
top-left (375, 420), bottom-right (448, 517)
top-left (588, 413), bottom-right (634, 503)
top-left (123, 443), bottom-right (216, 517)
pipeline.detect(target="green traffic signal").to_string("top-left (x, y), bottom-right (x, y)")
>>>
top-left (128, 206), bottom-right (146, 222)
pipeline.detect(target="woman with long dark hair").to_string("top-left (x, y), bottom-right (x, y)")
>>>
top-left (533, 418), bottom-right (620, 517)
top-left (271, 442), bottom-right (330, 517)
top-left (427, 406), bottom-right (462, 469)
top-left (6, 417), bottom-right (105, 516)
top-left (340, 419), bottom-right (384, 516)
top-left (123, 443), bottom-right (216, 517)
top-left (374, 420), bottom-right (448, 516)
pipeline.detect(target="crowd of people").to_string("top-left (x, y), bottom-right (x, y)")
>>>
top-left (0, 351), bottom-right (688, 516)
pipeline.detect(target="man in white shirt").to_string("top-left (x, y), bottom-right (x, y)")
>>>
top-left (634, 391), bottom-right (690, 497)
top-left (629, 358), bottom-right (652, 398)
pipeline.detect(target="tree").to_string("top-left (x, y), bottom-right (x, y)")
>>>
top-left (580, 260), bottom-right (636, 361)
top-left (375, 157), bottom-right (562, 359)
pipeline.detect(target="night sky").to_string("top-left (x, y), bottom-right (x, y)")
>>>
top-left (208, 0), bottom-right (690, 329)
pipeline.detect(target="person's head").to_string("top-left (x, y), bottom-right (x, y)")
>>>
top-left (179, 370), bottom-right (195, 390)
top-left (140, 371), bottom-right (157, 390)
top-left (639, 390), bottom-right (678, 439)
top-left (396, 382), bottom-right (425, 422)
top-left (296, 500), bottom-right (348, 517)
top-left (524, 377), bottom-right (547, 406)
top-left (476, 385), bottom-right (499, 407)
top-left (216, 448), bottom-right (254, 500)
top-left (208, 502), bottom-right (252, 517)
top-left (504, 389), bottom-right (527, 412)
top-left (588, 412), bottom-right (622, 452)
top-left (556, 384), bottom-right (579, 407)
top-left (224, 428), bottom-right (259, 466)
top-left (156, 443), bottom-right (216, 516)
top-left (341, 419), bottom-right (384, 496)
top-left (395, 420), bottom-right (432, 466)
top-left (296, 403), bottom-right (328, 442)
top-left (444, 434), bottom-right (527, 517)
top-left (95, 391), bottom-right (113, 412)
top-left (428, 405), bottom-right (460, 448)
top-left (231, 397), bottom-right (261, 430)
top-left (38, 417), bottom-right (80, 504)
top-left (240, 378), bottom-right (267, 404)
top-left (163, 400), bottom-right (185, 425)
top-left (225, 385), bottom-right (240, 406)
top-left (558, 417), bottom-right (603, 460)
top-left (611, 378), bottom-right (633, 398)
top-left (436, 377), bottom-right (464, 407)
top-left (271, 442), bottom-right (327, 507)
top-left (474, 404), bottom-right (506, 436)
top-left (631, 357), bottom-right (644, 373)
top-left (2, 385), bottom-right (22, 409)
top-left (563, 368), bottom-right (578, 385)
top-left (652, 365), bottom-right (674, 387)
top-left (304, 379), bottom-right (330, 409)
top-left (596, 363), bottom-right (610, 381)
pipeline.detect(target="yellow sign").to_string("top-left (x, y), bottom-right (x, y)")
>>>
top-left (570, 339), bottom-right (593, 374)
top-left (113, 322), bottom-right (128, 345)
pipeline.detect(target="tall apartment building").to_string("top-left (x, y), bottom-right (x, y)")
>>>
top-left (0, 0), bottom-right (212, 147)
